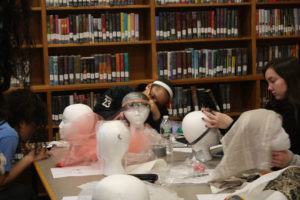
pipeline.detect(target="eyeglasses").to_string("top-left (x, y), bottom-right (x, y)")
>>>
top-left (123, 102), bottom-right (150, 111)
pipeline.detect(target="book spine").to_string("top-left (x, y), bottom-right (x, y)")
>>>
top-left (116, 53), bottom-right (121, 82)
top-left (105, 54), bottom-right (110, 82)
top-left (111, 55), bottom-right (116, 82)
top-left (49, 56), bottom-right (54, 86)
top-left (124, 53), bottom-right (129, 81)
top-left (120, 53), bottom-right (125, 81)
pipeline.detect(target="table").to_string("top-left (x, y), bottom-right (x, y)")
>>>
top-left (34, 151), bottom-right (219, 200)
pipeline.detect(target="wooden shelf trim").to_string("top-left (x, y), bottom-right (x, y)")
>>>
top-left (21, 44), bottom-right (43, 48)
top-left (256, 1), bottom-right (300, 6)
top-left (46, 5), bottom-right (150, 11)
top-left (257, 35), bottom-right (300, 40)
top-left (156, 37), bottom-right (251, 44)
top-left (155, 2), bottom-right (251, 8)
top-left (31, 7), bottom-right (42, 11)
top-left (171, 75), bottom-right (263, 85)
top-left (29, 79), bottom-right (154, 92)
top-left (29, 75), bottom-right (264, 92)
top-left (48, 40), bottom-right (152, 48)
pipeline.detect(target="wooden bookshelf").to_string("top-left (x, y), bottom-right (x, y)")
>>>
top-left (25, 0), bottom-right (300, 140)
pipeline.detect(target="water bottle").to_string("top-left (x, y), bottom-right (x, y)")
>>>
top-left (160, 115), bottom-right (173, 154)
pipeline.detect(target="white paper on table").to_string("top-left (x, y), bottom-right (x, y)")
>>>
top-left (173, 147), bottom-right (192, 153)
top-left (165, 168), bottom-right (213, 184)
top-left (61, 196), bottom-right (77, 200)
top-left (126, 159), bottom-right (167, 174)
top-left (51, 164), bottom-right (103, 178)
top-left (196, 193), bottom-right (231, 200)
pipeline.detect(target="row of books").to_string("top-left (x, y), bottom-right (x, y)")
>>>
top-left (49, 53), bottom-right (130, 86)
top-left (52, 92), bottom-right (101, 125)
top-left (256, 44), bottom-right (299, 73)
top-left (46, 0), bottom-right (135, 7)
top-left (157, 48), bottom-right (248, 80)
top-left (168, 84), bottom-right (231, 117)
top-left (155, 0), bottom-right (244, 5)
top-left (47, 13), bottom-right (139, 44)
top-left (10, 59), bottom-right (31, 88)
top-left (155, 9), bottom-right (239, 41)
top-left (256, 8), bottom-right (300, 37)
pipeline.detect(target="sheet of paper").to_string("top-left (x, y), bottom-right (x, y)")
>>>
top-left (51, 164), bottom-right (103, 178)
top-left (61, 196), bottom-right (77, 200)
top-left (126, 159), bottom-right (167, 174)
top-left (196, 193), bottom-right (231, 200)
top-left (173, 147), bottom-right (192, 153)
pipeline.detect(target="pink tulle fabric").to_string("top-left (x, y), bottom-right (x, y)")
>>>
top-left (126, 124), bottom-right (167, 165)
top-left (50, 113), bottom-right (100, 167)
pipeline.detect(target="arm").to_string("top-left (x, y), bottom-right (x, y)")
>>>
top-left (0, 148), bottom-right (48, 189)
top-left (93, 86), bottom-right (133, 119)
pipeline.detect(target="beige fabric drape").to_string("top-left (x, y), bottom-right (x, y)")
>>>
top-left (209, 109), bottom-right (290, 183)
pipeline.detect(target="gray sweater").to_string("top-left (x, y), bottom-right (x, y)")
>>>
top-left (289, 151), bottom-right (300, 166)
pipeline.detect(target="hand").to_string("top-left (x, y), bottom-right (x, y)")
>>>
top-left (143, 88), bottom-right (161, 121)
top-left (113, 111), bottom-right (125, 120)
top-left (26, 147), bottom-right (49, 162)
top-left (148, 99), bottom-right (161, 121)
top-left (271, 150), bottom-right (292, 168)
top-left (202, 110), bottom-right (233, 129)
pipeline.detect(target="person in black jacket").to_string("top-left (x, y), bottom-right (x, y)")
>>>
top-left (202, 56), bottom-right (300, 168)
top-left (93, 79), bottom-right (175, 132)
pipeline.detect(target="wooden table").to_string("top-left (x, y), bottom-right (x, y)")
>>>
top-left (34, 151), bottom-right (219, 200)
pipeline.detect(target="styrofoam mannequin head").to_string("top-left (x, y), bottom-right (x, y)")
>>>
top-left (122, 92), bottom-right (150, 128)
top-left (124, 105), bottom-right (150, 128)
top-left (96, 121), bottom-right (130, 176)
top-left (92, 174), bottom-right (149, 200)
top-left (182, 111), bottom-right (220, 161)
top-left (59, 104), bottom-right (94, 139)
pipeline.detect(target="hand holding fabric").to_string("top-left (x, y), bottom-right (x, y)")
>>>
top-left (272, 150), bottom-right (292, 168)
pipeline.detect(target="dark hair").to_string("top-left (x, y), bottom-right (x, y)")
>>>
top-left (262, 56), bottom-right (300, 122)
top-left (262, 56), bottom-right (300, 105)
top-left (3, 89), bottom-right (48, 129)
top-left (152, 78), bottom-right (175, 100)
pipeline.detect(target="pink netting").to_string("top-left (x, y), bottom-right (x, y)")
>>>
top-left (50, 113), bottom-right (100, 167)
top-left (126, 124), bottom-right (167, 165)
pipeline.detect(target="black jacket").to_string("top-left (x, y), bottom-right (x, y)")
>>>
top-left (93, 85), bottom-right (168, 132)
top-left (265, 99), bottom-right (300, 155)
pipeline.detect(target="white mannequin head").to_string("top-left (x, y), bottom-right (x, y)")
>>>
top-left (59, 104), bottom-right (94, 139)
top-left (182, 111), bottom-right (220, 161)
top-left (96, 121), bottom-right (130, 176)
top-left (92, 174), bottom-right (149, 200)
top-left (122, 92), bottom-right (150, 128)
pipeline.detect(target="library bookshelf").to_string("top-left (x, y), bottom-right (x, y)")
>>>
top-left (26, 0), bottom-right (300, 140)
